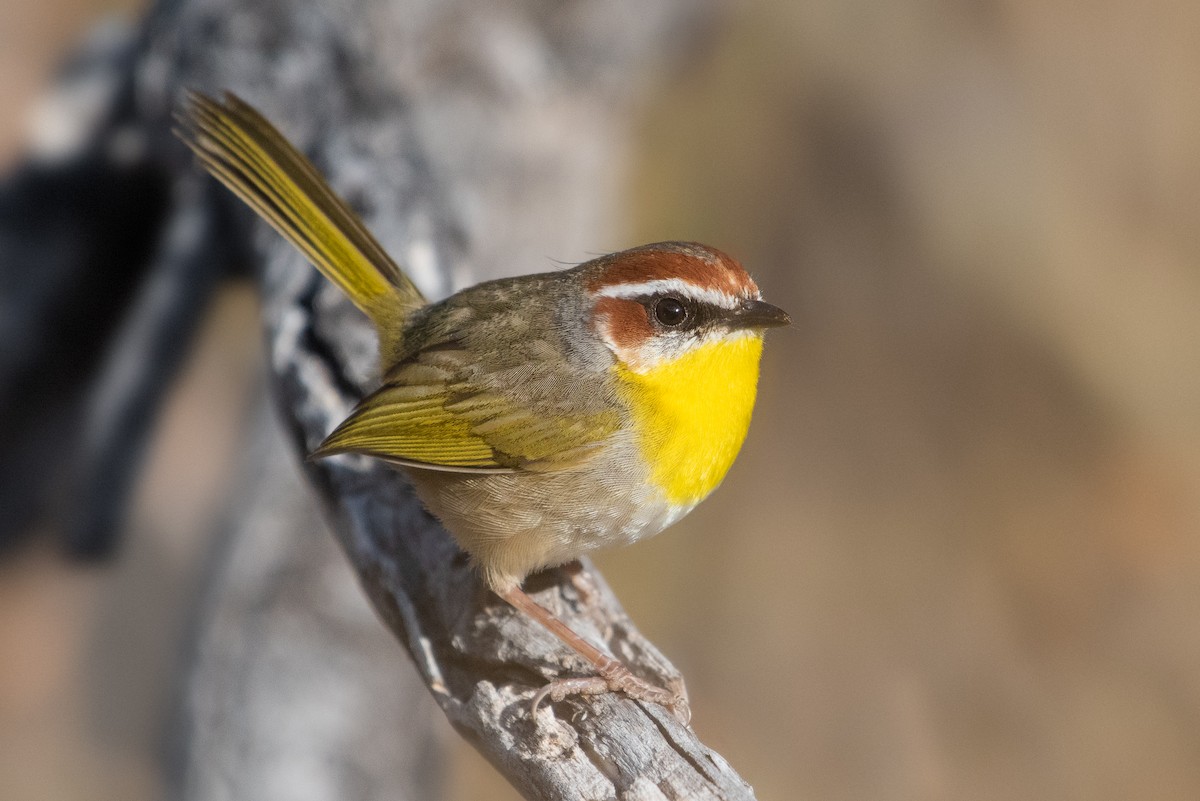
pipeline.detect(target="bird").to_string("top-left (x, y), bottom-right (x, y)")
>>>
top-left (177, 91), bottom-right (789, 723)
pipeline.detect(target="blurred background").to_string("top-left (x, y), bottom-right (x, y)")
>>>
top-left (3, 1), bottom-right (1200, 800)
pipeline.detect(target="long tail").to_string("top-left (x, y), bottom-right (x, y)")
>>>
top-left (175, 91), bottom-right (424, 355)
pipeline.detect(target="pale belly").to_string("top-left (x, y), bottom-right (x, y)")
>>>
top-left (406, 446), bottom-right (690, 592)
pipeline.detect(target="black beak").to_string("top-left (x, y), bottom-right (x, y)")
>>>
top-left (730, 299), bottom-right (791, 330)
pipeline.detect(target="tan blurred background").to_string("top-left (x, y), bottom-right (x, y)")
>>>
top-left (4, 1), bottom-right (1200, 800)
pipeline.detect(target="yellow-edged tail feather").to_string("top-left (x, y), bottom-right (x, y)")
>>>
top-left (175, 91), bottom-right (424, 356)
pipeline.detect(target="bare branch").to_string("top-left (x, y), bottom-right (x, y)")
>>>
top-left (86, 0), bottom-right (757, 796)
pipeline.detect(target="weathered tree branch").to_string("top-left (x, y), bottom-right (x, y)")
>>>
top-left (9, 0), bottom-right (761, 797)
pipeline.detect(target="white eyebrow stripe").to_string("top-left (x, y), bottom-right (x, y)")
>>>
top-left (594, 278), bottom-right (752, 309)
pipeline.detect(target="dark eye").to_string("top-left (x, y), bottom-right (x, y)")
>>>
top-left (653, 296), bottom-right (688, 327)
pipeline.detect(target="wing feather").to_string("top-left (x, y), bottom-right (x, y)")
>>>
top-left (313, 356), bottom-right (619, 473)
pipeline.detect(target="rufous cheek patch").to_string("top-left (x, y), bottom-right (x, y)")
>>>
top-left (593, 296), bottom-right (654, 353)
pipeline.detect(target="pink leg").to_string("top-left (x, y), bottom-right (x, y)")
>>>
top-left (498, 585), bottom-right (690, 724)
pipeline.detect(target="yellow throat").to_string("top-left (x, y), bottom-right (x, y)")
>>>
top-left (615, 333), bottom-right (764, 505)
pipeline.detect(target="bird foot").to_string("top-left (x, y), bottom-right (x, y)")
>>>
top-left (531, 661), bottom-right (690, 725)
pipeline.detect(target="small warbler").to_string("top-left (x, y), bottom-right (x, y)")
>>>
top-left (178, 92), bottom-right (788, 723)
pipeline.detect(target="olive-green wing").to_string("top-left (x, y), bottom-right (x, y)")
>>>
top-left (312, 360), bottom-right (621, 473)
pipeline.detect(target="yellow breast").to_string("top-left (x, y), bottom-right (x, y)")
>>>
top-left (614, 334), bottom-right (764, 505)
